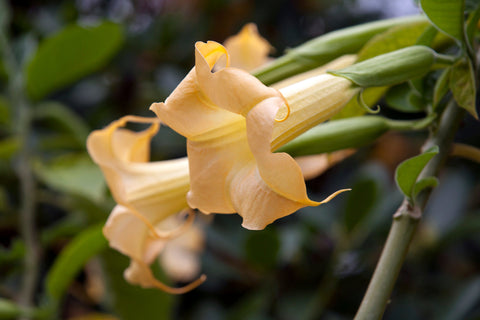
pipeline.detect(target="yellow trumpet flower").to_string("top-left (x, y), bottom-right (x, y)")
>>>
top-left (151, 41), bottom-right (357, 230)
top-left (87, 116), bottom-right (205, 293)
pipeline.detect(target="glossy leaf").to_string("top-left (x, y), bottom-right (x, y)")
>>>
top-left (34, 154), bottom-right (106, 202)
top-left (395, 146), bottom-right (439, 202)
top-left (449, 59), bottom-right (478, 119)
top-left (26, 22), bottom-right (123, 100)
top-left (420, 0), bottom-right (465, 42)
top-left (46, 224), bottom-right (107, 302)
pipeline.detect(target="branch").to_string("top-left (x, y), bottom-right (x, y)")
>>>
top-left (354, 101), bottom-right (464, 320)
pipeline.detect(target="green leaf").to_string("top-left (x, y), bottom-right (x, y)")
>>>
top-left (420, 0), bottom-right (465, 42)
top-left (449, 59), bottom-right (478, 119)
top-left (101, 249), bottom-right (174, 320)
top-left (46, 224), bottom-right (107, 302)
top-left (433, 67), bottom-right (451, 108)
top-left (385, 83), bottom-right (427, 113)
top-left (395, 146), bottom-right (439, 201)
top-left (413, 176), bottom-right (439, 198)
top-left (26, 21), bottom-right (123, 100)
top-left (34, 153), bottom-right (106, 202)
top-left (357, 21), bottom-right (430, 61)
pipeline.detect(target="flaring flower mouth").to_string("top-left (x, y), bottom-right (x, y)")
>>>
top-left (151, 41), bottom-right (355, 230)
top-left (86, 116), bottom-right (205, 293)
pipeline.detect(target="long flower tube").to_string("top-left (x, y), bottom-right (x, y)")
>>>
top-left (86, 115), bottom-right (206, 293)
top-left (151, 41), bottom-right (357, 230)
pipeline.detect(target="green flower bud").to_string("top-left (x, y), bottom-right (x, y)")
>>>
top-left (328, 46), bottom-right (437, 87)
top-left (253, 15), bottom-right (427, 85)
top-left (279, 115), bottom-right (435, 156)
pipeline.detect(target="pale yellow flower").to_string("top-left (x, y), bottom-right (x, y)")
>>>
top-left (224, 23), bottom-right (273, 71)
top-left (86, 116), bottom-right (205, 293)
top-left (150, 41), bottom-right (358, 230)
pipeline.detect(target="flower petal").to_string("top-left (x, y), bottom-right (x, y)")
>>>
top-left (224, 23), bottom-right (273, 72)
top-left (195, 41), bottom-right (280, 116)
top-left (103, 205), bottom-right (166, 264)
top-left (86, 116), bottom-right (190, 223)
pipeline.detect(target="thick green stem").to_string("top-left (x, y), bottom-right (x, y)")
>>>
top-left (354, 101), bottom-right (464, 320)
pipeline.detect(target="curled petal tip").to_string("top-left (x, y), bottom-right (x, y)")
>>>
top-left (152, 271), bottom-right (207, 294)
top-left (275, 92), bottom-right (291, 122)
top-left (319, 188), bottom-right (351, 204)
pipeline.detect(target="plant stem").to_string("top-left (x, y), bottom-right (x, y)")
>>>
top-left (354, 101), bottom-right (464, 320)
top-left (0, 26), bottom-right (39, 317)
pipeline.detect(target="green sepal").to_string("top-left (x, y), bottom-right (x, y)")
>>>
top-left (395, 145), bottom-right (439, 203)
top-left (329, 46), bottom-right (436, 88)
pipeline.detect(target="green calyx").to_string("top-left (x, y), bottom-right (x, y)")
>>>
top-left (328, 45), bottom-right (438, 88)
top-left (329, 46), bottom-right (445, 88)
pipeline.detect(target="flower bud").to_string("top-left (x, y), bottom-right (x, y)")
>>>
top-left (329, 46), bottom-right (437, 87)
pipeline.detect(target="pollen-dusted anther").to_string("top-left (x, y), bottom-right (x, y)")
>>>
top-left (123, 205), bottom-right (195, 240)
top-left (275, 91), bottom-right (291, 123)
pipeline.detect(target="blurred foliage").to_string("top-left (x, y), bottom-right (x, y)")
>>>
top-left (0, 1), bottom-right (479, 320)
